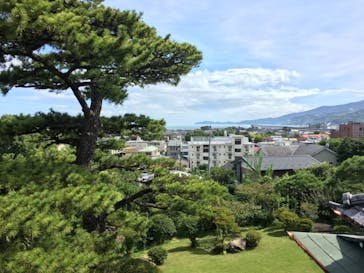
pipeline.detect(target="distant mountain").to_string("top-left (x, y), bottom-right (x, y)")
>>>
top-left (197, 99), bottom-right (364, 126)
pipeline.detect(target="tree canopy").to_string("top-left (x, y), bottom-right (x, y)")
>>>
top-left (0, 0), bottom-right (202, 165)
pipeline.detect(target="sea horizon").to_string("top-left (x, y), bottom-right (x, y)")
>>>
top-left (166, 123), bottom-right (251, 130)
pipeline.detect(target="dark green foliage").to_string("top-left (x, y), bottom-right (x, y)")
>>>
top-left (210, 167), bottom-right (236, 186)
top-left (300, 202), bottom-right (319, 221)
top-left (336, 138), bottom-right (364, 163)
top-left (147, 246), bottom-right (168, 265)
top-left (333, 225), bottom-right (352, 234)
top-left (212, 207), bottom-right (240, 239)
top-left (234, 182), bottom-right (278, 227)
top-left (274, 207), bottom-right (299, 231)
top-left (275, 171), bottom-right (324, 214)
top-left (319, 138), bottom-right (343, 152)
top-left (295, 218), bottom-right (313, 232)
top-left (329, 156), bottom-right (364, 197)
top-left (0, 136), bottom-right (229, 272)
top-left (245, 230), bottom-right (262, 248)
top-left (225, 201), bottom-right (262, 227)
top-left (0, 0), bottom-right (201, 165)
top-left (175, 214), bottom-right (200, 248)
top-left (104, 113), bottom-right (166, 141)
top-left (147, 215), bottom-right (176, 245)
top-left (120, 258), bottom-right (161, 273)
top-left (0, 112), bottom-right (166, 156)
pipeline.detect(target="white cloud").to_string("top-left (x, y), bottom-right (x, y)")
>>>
top-left (102, 68), bottom-right (364, 125)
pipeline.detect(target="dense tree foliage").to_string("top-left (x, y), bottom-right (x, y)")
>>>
top-left (0, 134), bottom-right (227, 272)
top-left (329, 156), bottom-right (364, 197)
top-left (336, 138), bottom-right (364, 163)
top-left (0, 112), bottom-right (165, 156)
top-left (0, 0), bottom-right (201, 165)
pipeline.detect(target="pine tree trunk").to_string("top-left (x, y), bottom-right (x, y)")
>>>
top-left (76, 92), bottom-right (102, 167)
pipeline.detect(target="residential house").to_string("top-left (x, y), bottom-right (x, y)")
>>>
top-left (293, 143), bottom-right (338, 166)
top-left (225, 155), bottom-right (321, 182)
top-left (167, 139), bottom-right (182, 159)
top-left (257, 143), bottom-right (338, 166)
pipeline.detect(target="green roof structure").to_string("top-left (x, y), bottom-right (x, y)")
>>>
top-left (289, 232), bottom-right (364, 273)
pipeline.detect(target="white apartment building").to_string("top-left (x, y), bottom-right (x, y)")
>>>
top-left (188, 135), bottom-right (254, 168)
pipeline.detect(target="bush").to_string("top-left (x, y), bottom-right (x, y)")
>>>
top-left (274, 207), bottom-right (299, 231)
top-left (148, 246), bottom-right (168, 265)
top-left (295, 218), bottom-right (313, 232)
top-left (333, 225), bottom-right (352, 234)
top-left (147, 214), bottom-right (176, 244)
top-left (121, 258), bottom-right (161, 273)
top-left (245, 230), bottom-right (262, 248)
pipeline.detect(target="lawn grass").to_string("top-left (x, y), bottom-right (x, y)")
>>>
top-left (138, 227), bottom-right (323, 273)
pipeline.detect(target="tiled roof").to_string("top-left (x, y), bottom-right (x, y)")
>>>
top-left (242, 155), bottom-right (321, 171)
top-left (329, 193), bottom-right (364, 228)
top-left (289, 232), bottom-right (364, 273)
top-left (259, 145), bottom-right (297, 156)
top-left (293, 143), bottom-right (336, 156)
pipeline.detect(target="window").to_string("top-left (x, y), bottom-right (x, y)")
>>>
top-left (235, 139), bottom-right (241, 145)
top-left (196, 146), bottom-right (200, 152)
top-left (203, 145), bottom-right (209, 153)
top-left (235, 148), bottom-right (241, 153)
top-left (203, 156), bottom-right (209, 160)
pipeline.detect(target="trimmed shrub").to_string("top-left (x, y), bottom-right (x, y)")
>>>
top-left (333, 225), bottom-right (352, 234)
top-left (245, 230), bottom-right (262, 248)
top-left (148, 246), bottom-right (168, 265)
top-left (274, 207), bottom-right (299, 231)
top-left (296, 218), bottom-right (313, 232)
top-left (147, 214), bottom-right (176, 244)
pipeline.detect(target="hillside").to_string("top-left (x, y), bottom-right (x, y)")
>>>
top-left (198, 99), bottom-right (364, 126)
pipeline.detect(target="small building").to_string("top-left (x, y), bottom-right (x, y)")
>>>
top-left (293, 143), bottom-right (338, 166)
top-left (225, 155), bottom-right (321, 181)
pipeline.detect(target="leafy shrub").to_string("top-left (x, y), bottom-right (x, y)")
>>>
top-left (148, 246), bottom-right (168, 265)
top-left (333, 225), bottom-right (352, 234)
top-left (295, 218), bottom-right (313, 232)
top-left (274, 207), bottom-right (299, 231)
top-left (175, 214), bottom-right (200, 248)
top-left (147, 214), bottom-right (176, 244)
top-left (300, 202), bottom-right (319, 221)
top-left (121, 258), bottom-right (161, 273)
top-left (245, 230), bottom-right (262, 248)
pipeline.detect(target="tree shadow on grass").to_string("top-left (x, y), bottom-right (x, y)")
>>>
top-left (168, 246), bottom-right (211, 255)
top-left (266, 229), bottom-right (287, 237)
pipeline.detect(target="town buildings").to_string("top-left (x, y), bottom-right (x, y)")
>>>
top-left (188, 134), bottom-right (254, 168)
top-left (330, 121), bottom-right (364, 138)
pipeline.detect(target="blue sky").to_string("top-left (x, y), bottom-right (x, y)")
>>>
top-left (1, 0), bottom-right (364, 126)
